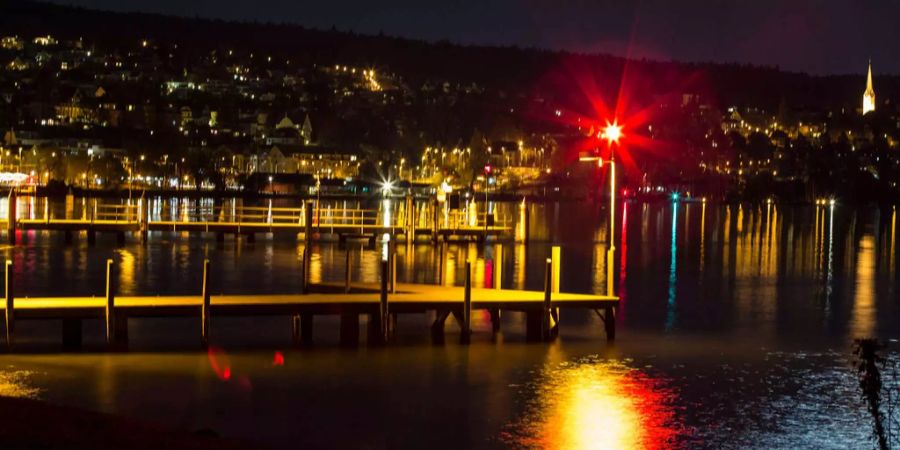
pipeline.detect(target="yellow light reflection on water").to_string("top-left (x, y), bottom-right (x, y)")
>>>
top-left (506, 359), bottom-right (678, 450)
top-left (0, 369), bottom-right (40, 399)
top-left (851, 235), bottom-right (877, 337)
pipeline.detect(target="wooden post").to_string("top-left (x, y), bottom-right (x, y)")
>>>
top-left (301, 245), bottom-right (311, 294)
top-left (379, 259), bottom-right (389, 343)
top-left (604, 306), bottom-right (616, 341)
top-left (300, 314), bottom-right (313, 345)
top-left (461, 261), bottom-right (472, 344)
top-left (523, 201), bottom-right (530, 245)
top-left (7, 190), bottom-right (15, 245)
top-left (550, 246), bottom-right (561, 334)
top-left (491, 244), bottom-right (502, 332)
top-left (551, 246), bottom-right (561, 294)
top-left (304, 201), bottom-right (314, 242)
top-left (201, 259), bottom-right (211, 348)
top-left (344, 248), bottom-right (352, 293)
top-left (339, 312), bottom-right (359, 347)
top-left (140, 195), bottom-right (149, 241)
top-left (390, 245), bottom-right (397, 294)
top-left (431, 199), bottom-right (439, 244)
top-left (105, 259), bottom-right (115, 346)
top-left (61, 319), bottom-right (83, 351)
top-left (542, 258), bottom-right (552, 340)
top-left (291, 314), bottom-right (301, 347)
top-left (4, 261), bottom-right (12, 349)
top-left (494, 244), bottom-right (503, 290)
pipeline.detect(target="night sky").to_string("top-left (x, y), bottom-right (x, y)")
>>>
top-left (49, 0), bottom-right (900, 75)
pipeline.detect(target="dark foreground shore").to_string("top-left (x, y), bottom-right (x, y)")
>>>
top-left (0, 396), bottom-right (258, 449)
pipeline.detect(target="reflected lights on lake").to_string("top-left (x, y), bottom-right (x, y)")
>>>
top-left (504, 357), bottom-right (679, 449)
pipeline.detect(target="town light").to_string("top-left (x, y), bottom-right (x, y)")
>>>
top-left (380, 178), bottom-right (395, 196)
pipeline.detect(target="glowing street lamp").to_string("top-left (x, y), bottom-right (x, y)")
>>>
top-left (579, 119), bottom-right (623, 298)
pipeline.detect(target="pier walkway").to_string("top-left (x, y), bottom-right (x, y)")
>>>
top-left (0, 258), bottom-right (617, 351)
top-left (1, 193), bottom-right (519, 244)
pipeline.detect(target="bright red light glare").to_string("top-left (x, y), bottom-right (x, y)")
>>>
top-left (600, 120), bottom-right (623, 147)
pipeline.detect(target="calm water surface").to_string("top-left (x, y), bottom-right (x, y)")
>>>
top-left (0, 198), bottom-right (897, 448)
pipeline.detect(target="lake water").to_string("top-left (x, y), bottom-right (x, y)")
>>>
top-left (0, 198), bottom-right (896, 448)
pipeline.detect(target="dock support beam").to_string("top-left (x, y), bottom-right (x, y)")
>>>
top-left (541, 257), bottom-right (557, 341)
top-left (377, 259), bottom-right (389, 343)
top-left (105, 259), bottom-right (115, 347)
top-left (340, 313), bottom-right (359, 347)
top-left (4, 261), bottom-right (12, 349)
top-left (461, 261), bottom-right (472, 344)
top-left (304, 202), bottom-right (314, 241)
top-left (61, 319), bottom-right (82, 351)
top-left (604, 307), bottom-right (616, 341)
top-left (344, 248), bottom-right (352, 293)
top-left (301, 314), bottom-right (313, 344)
top-left (301, 246), bottom-right (311, 294)
top-left (139, 196), bottom-right (149, 242)
top-left (201, 259), bottom-right (211, 349)
top-left (292, 314), bottom-right (313, 346)
top-left (525, 260), bottom-right (554, 342)
top-left (7, 190), bottom-right (15, 245)
top-left (491, 244), bottom-right (502, 332)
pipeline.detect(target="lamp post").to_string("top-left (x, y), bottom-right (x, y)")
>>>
top-left (578, 121), bottom-right (622, 298)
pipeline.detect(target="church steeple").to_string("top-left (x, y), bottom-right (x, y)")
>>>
top-left (863, 60), bottom-right (876, 115)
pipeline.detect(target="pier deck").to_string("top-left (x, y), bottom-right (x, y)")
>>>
top-left (0, 281), bottom-right (618, 350)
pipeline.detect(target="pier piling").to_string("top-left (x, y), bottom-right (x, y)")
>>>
top-left (461, 261), bottom-right (472, 344)
top-left (378, 259), bottom-right (389, 343)
top-left (344, 248), bottom-right (352, 293)
top-left (7, 190), bottom-right (15, 245)
top-left (201, 259), bottom-right (211, 348)
top-left (105, 259), bottom-right (115, 346)
top-left (4, 261), bottom-right (12, 349)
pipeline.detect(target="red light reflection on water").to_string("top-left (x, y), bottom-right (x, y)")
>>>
top-left (504, 360), bottom-right (682, 449)
top-left (207, 346), bottom-right (232, 381)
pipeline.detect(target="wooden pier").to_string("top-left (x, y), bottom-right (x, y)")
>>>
top-left (1, 193), bottom-right (520, 245)
top-left (0, 256), bottom-right (618, 351)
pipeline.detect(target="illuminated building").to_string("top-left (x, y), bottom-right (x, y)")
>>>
top-left (862, 60), bottom-right (876, 115)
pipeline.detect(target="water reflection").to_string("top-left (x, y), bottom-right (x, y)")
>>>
top-left (851, 235), bottom-right (876, 337)
top-left (0, 368), bottom-right (41, 399)
top-left (0, 197), bottom-right (895, 341)
top-left (505, 356), bottom-right (679, 449)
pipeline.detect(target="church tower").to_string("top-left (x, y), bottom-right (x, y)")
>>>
top-left (863, 60), bottom-right (876, 115)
